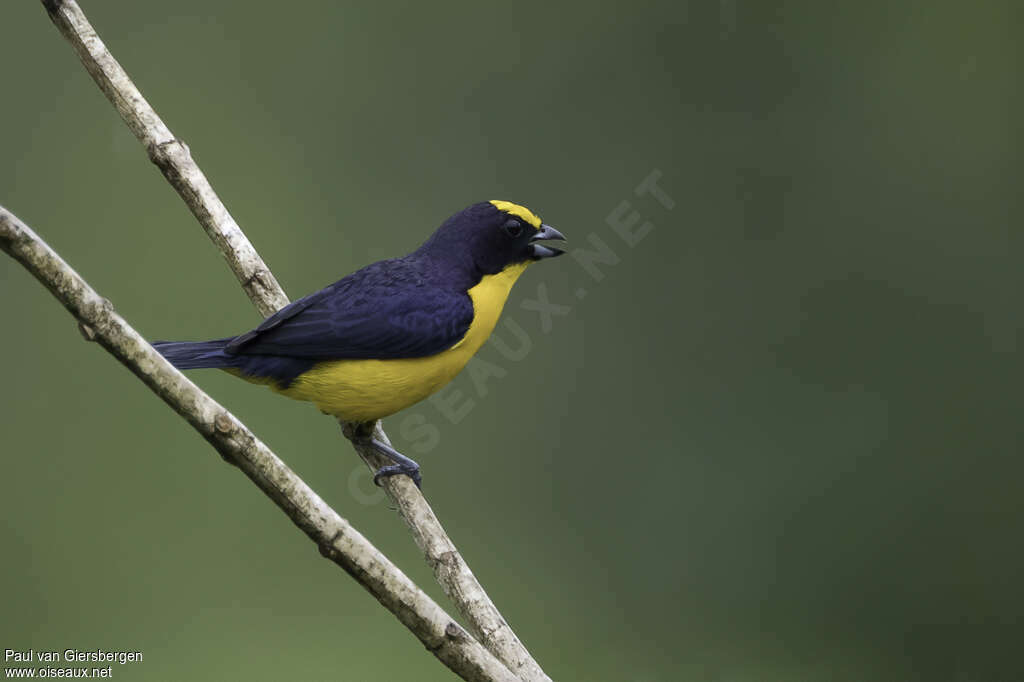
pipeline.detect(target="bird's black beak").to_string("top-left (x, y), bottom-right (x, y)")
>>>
top-left (530, 224), bottom-right (567, 260)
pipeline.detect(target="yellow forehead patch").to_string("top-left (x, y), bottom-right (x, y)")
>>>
top-left (489, 200), bottom-right (542, 229)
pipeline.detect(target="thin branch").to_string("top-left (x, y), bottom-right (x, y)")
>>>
top-left (344, 421), bottom-right (551, 681)
top-left (38, 0), bottom-right (285, 317)
top-left (0, 206), bottom-right (518, 682)
top-left (41, 1), bottom-right (550, 680)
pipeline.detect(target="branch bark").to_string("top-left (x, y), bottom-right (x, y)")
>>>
top-left (40, 1), bottom-right (550, 680)
top-left (0, 206), bottom-right (517, 682)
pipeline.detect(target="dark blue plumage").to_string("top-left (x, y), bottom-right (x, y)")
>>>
top-left (151, 337), bottom-right (318, 386)
top-left (152, 337), bottom-right (234, 369)
top-left (225, 257), bottom-right (474, 360)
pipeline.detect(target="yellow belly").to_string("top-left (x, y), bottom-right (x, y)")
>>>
top-left (269, 262), bottom-right (529, 421)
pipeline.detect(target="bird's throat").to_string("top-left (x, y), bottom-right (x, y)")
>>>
top-left (452, 261), bottom-right (530, 352)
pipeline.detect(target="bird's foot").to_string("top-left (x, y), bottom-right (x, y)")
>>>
top-left (373, 462), bottom-right (422, 489)
top-left (346, 426), bottom-right (424, 489)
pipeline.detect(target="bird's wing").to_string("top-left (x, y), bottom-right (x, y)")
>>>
top-left (225, 260), bottom-right (474, 360)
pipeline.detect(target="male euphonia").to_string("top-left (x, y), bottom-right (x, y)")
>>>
top-left (154, 200), bottom-right (566, 486)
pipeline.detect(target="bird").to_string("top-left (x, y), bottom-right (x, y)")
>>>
top-left (153, 200), bottom-right (566, 487)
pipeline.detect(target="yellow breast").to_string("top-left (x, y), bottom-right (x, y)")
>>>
top-left (272, 262), bottom-right (529, 421)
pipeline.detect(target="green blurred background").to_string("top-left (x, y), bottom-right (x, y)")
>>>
top-left (2, 1), bottom-right (1021, 680)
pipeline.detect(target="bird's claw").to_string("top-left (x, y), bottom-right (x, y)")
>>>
top-left (373, 464), bottom-right (422, 489)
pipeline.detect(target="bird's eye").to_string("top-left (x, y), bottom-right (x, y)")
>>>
top-left (502, 219), bottom-right (523, 238)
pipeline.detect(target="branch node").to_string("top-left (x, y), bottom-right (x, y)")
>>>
top-left (318, 530), bottom-right (343, 558)
top-left (242, 269), bottom-right (269, 291)
top-left (77, 321), bottom-right (97, 342)
top-left (214, 412), bottom-right (234, 434)
top-left (146, 138), bottom-right (189, 172)
top-left (431, 550), bottom-right (459, 574)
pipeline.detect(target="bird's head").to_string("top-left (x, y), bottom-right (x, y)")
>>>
top-left (417, 201), bottom-right (566, 278)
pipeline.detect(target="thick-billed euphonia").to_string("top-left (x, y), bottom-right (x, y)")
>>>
top-left (154, 200), bottom-right (566, 486)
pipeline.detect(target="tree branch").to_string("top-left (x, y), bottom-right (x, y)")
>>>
top-left (41, 1), bottom-right (550, 680)
top-left (38, 0), bottom-right (286, 318)
top-left (0, 206), bottom-right (518, 682)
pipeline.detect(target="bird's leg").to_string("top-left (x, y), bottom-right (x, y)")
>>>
top-left (364, 438), bottom-right (423, 489)
top-left (342, 422), bottom-right (422, 488)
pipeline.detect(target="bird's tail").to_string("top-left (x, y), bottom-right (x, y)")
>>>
top-left (152, 337), bottom-right (237, 370)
